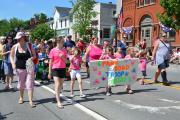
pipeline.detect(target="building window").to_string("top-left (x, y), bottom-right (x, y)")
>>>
top-left (127, 33), bottom-right (133, 41)
top-left (138, 0), bottom-right (155, 7)
top-left (103, 28), bottom-right (110, 38)
top-left (61, 20), bottom-right (62, 28)
top-left (167, 30), bottom-right (176, 41)
top-left (65, 19), bottom-right (67, 27)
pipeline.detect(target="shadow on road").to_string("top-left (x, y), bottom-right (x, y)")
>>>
top-left (0, 112), bottom-right (13, 120)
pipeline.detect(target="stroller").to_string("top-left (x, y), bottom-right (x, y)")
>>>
top-left (36, 58), bottom-right (49, 83)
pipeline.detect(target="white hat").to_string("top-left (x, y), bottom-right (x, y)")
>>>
top-left (123, 34), bottom-right (127, 38)
top-left (15, 32), bottom-right (26, 39)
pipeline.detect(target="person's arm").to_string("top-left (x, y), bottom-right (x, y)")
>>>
top-left (152, 41), bottom-right (159, 61)
top-left (83, 47), bottom-right (90, 62)
top-left (10, 46), bottom-right (16, 69)
top-left (1, 45), bottom-right (10, 56)
top-left (30, 46), bottom-right (37, 60)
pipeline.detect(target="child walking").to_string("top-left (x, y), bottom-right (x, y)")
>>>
top-left (124, 47), bottom-right (136, 94)
top-left (114, 47), bottom-right (124, 59)
top-left (69, 47), bottom-right (86, 98)
top-left (138, 51), bottom-right (147, 85)
top-left (100, 46), bottom-right (115, 96)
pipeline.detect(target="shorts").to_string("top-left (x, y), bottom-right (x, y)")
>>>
top-left (52, 68), bottom-right (66, 78)
top-left (158, 60), bottom-right (169, 70)
top-left (3, 61), bottom-right (13, 76)
top-left (141, 71), bottom-right (147, 77)
top-left (70, 70), bottom-right (81, 79)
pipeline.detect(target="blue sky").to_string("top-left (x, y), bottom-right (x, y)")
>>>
top-left (0, 0), bottom-right (116, 20)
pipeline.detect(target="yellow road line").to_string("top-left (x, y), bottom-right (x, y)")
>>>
top-left (144, 79), bottom-right (180, 90)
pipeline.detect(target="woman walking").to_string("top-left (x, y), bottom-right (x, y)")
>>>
top-left (10, 32), bottom-right (36, 107)
top-left (2, 36), bottom-right (14, 89)
top-left (152, 33), bottom-right (171, 86)
top-left (48, 37), bottom-right (67, 108)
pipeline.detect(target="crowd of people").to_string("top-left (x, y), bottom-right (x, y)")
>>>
top-left (0, 31), bottom-right (176, 108)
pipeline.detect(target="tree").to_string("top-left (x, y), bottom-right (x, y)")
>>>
top-left (70, 0), bottom-right (98, 38)
top-left (0, 19), bottom-right (11, 36)
top-left (34, 13), bottom-right (47, 24)
top-left (31, 24), bottom-right (55, 41)
top-left (158, 0), bottom-right (180, 29)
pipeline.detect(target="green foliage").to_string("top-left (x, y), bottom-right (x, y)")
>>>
top-left (70, 0), bottom-right (98, 37)
top-left (0, 19), bottom-right (11, 36)
top-left (34, 13), bottom-right (47, 24)
top-left (158, 0), bottom-right (180, 29)
top-left (31, 24), bottom-right (55, 41)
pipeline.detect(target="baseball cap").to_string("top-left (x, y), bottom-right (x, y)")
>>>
top-left (15, 32), bottom-right (26, 40)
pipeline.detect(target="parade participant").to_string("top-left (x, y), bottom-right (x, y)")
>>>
top-left (2, 36), bottom-right (14, 89)
top-left (117, 34), bottom-right (128, 57)
top-left (152, 33), bottom-right (171, 86)
top-left (69, 47), bottom-right (86, 98)
top-left (64, 35), bottom-right (75, 48)
top-left (138, 39), bottom-right (147, 51)
top-left (0, 36), bottom-right (6, 83)
top-left (48, 37), bottom-right (67, 108)
top-left (124, 47), bottom-right (135, 94)
top-left (100, 46), bottom-right (115, 96)
top-left (138, 50), bottom-right (147, 85)
top-left (102, 40), bottom-right (110, 54)
top-left (10, 32), bottom-right (36, 107)
top-left (114, 47), bottom-right (124, 59)
top-left (84, 37), bottom-right (103, 77)
top-left (76, 38), bottom-right (85, 54)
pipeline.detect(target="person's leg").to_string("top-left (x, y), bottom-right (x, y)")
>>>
top-left (125, 85), bottom-right (133, 94)
top-left (77, 72), bottom-right (86, 97)
top-left (70, 78), bottom-right (75, 96)
top-left (154, 68), bottom-right (161, 82)
top-left (161, 69), bottom-right (169, 86)
top-left (27, 72), bottom-right (35, 107)
top-left (70, 70), bottom-right (76, 96)
top-left (9, 75), bottom-right (13, 89)
top-left (54, 77), bottom-right (62, 107)
top-left (17, 69), bottom-right (26, 104)
top-left (5, 76), bottom-right (9, 89)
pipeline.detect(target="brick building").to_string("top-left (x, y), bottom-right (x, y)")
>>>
top-left (117, 0), bottom-right (180, 47)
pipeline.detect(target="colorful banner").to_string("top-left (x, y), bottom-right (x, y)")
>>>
top-left (90, 59), bottom-right (139, 87)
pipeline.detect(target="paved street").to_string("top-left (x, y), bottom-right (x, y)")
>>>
top-left (0, 63), bottom-right (180, 120)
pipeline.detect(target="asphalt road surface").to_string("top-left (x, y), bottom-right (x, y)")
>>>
top-left (0, 63), bottom-right (180, 120)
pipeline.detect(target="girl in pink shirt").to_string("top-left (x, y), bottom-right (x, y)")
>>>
top-left (114, 47), bottom-right (124, 59)
top-left (69, 47), bottom-right (86, 98)
top-left (124, 47), bottom-right (136, 94)
top-left (138, 51), bottom-right (147, 85)
top-left (48, 37), bottom-right (67, 109)
top-left (100, 46), bottom-right (115, 96)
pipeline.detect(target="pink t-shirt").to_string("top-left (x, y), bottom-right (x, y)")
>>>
top-left (125, 55), bottom-right (131, 59)
top-left (100, 54), bottom-right (115, 60)
top-left (139, 58), bottom-right (147, 71)
top-left (69, 55), bottom-right (82, 70)
top-left (49, 48), bottom-right (67, 69)
top-left (89, 45), bottom-right (102, 61)
top-left (114, 53), bottom-right (124, 59)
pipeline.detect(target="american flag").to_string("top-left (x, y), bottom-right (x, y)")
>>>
top-left (118, 0), bottom-right (123, 28)
top-left (122, 26), bottom-right (133, 35)
top-left (159, 22), bottom-right (172, 32)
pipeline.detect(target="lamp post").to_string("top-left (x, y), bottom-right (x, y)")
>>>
top-left (113, 14), bottom-right (118, 52)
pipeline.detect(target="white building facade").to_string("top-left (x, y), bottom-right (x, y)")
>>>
top-left (48, 3), bottom-right (116, 43)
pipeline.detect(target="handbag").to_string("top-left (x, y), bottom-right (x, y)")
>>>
top-left (28, 43), bottom-right (39, 65)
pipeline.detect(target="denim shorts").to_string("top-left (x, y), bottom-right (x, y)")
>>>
top-left (158, 60), bottom-right (169, 70)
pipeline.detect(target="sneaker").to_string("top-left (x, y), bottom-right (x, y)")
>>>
top-left (106, 92), bottom-right (111, 96)
top-left (80, 94), bottom-right (86, 98)
top-left (9, 84), bottom-right (13, 89)
top-left (70, 94), bottom-right (75, 98)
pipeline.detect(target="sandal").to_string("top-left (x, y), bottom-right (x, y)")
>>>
top-left (29, 102), bottom-right (36, 108)
top-left (57, 104), bottom-right (64, 109)
top-left (126, 88), bottom-right (134, 94)
top-left (18, 99), bottom-right (23, 104)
